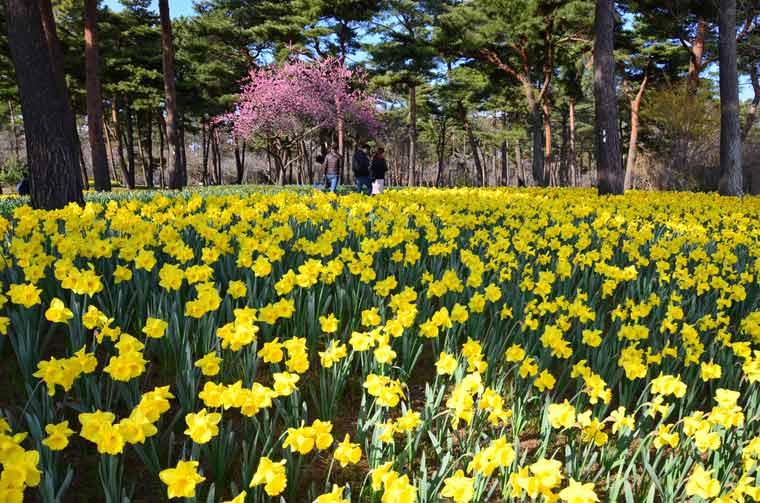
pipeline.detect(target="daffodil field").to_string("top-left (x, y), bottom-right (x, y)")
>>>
top-left (3, 187), bottom-right (760, 503)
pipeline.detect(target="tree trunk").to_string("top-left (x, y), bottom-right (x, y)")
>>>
top-left (111, 95), bottom-right (128, 185)
top-left (84, 0), bottom-right (110, 191)
top-left (516, 140), bottom-right (525, 185)
top-left (8, 100), bottom-right (19, 159)
top-left (460, 105), bottom-right (483, 186)
top-left (234, 138), bottom-right (246, 184)
top-left (135, 117), bottom-right (146, 186)
top-left (124, 98), bottom-right (136, 188)
top-left (7, 0), bottom-right (83, 209)
top-left (39, 0), bottom-right (87, 191)
top-left (408, 84), bottom-right (417, 186)
top-left (569, 99), bottom-right (577, 186)
top-left (542, 100), bottom-right (553, 186)
top-left (500, 112), bottom-right (509, 185)
top-left (742, 62), bottom-right (760, 141)
top-left (158, 116), bottom-right (166, 188)
top-left (560, 107), bottom-right (569, 186)
top-left (718, 0), bottom-right (743, 196)
top-left (201, 117), bottom-right (208, 185)
top-left (530, 104), bottom-right (545, 186)
top-left (179, 114), bottom-right (187, 182)
top-left (624, 74), bottom-right (648, 190)
top-left (144, 111), bottom-right (154, 188)
top-left (78, 121), bottom-right (89, 190)
top-left (103, 116), bottom-right (117, 183)
top-left (336, 96), bottom-right (344, 182)
top-left (212, 130), bottom-right (221, 184)
top-left (594, 0), bottom-right (624, 195)
top-left (687, 18), bottom-right (707, 94)
top-left (159, 0), bottom-right (183, 189)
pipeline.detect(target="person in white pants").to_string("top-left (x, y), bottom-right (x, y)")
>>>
top-left (370, 147), bottom-right (387, 195)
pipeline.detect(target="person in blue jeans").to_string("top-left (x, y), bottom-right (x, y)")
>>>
top-left (353, 143), bottom-right (371, 195)
top-left (323, 145), bottom-right (342, 193)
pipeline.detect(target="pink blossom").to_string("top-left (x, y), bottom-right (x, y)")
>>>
top-left (220, 57), bottom-right (380, 139)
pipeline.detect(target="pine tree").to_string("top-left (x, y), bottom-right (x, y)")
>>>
top-left (85, 0), bottom-right (111, 191)
top-left (719, 0), bottom-right (742, 196)
top-left (368, 0), bottom-right (437, 186)
top-left (158, 0), bottom-right (184, 188)
top-left (594, 0), bottom-right (624, 195)
top-left (436, 0), bottom-right (593, 187)
top-left (6, 0), bottom-right (84, 208)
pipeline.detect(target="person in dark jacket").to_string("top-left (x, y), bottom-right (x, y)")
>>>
top-left (370, 147), bottom-right (387, 195)
top-left (17, 174), bottom-right (30, 196)
top-left (323, 145), bottom-right (342, 193)
top-left (352, 143), bottom-right (371, 195)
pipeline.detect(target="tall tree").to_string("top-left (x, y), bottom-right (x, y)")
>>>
top-left (718, 0), bottom-right (742, 196)
top-left (594, 0), bottom-right (623, 195)
top-left (437, 0), bottom-right (593, 187)
top-left (368, 0), bottom-right (436, 186)
top-left (38, 0), bottom-right (88, 189)
top-left (85, 0), bottom-right (111, 191)
top-left (300, 0), bottom-right (382, 169)
top-left (6, 0), bottom-right (84, 208)
top-left (159, 0), bottom-right (184, 188)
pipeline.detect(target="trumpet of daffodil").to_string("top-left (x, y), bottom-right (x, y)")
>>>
top-left (319, 340), bottom-right (348, 368)
top-left (505, 344), bottom-right (526, 362)
top-left (548, 400), bottom-right (576, 429)
top-left (700, 361), bottom-right (722, 381)
top-left (558, 479), bottom-right (599, 503)
top-left (334, 433), bottom-right (362, 467)
top-left (650, 373), bottom-right (687, 398)
top-left (249, 457), bottom-right (286, 496)
top-left (653, 424), bottom-right (679, 449)
top-left (142, 317), bottom-right (168, 339)
top-left (227, 280), bottom-right (247, 299)
top-left (183, 408), bottom-right (222, 444)
top-left (1, 448), bottom-right (41, 488)
top-left (159, 460), bottom-right (205, 499)
top-left (435, 352), bottom-right (458, 375)
top-left (44, 298), bottom-right (73, 324)
top-left (529, 458), bottom-right (564, 493)
top-left (8, 283), bottom-right (42, 308)
top-left (441, 469), bottom-right (474, 503)
top-left (312, 419), bottom-right (334, 450)
top-left (258, 337), bottom-right (284, 363)
top-left (194, 352), bottom-right (222, 376)
top-left (382, 474), bottom-right (416, 503)
top-left (78, 412), bottom-right (125, 455)
top-left (319, 313), bottom-right (339, 333)
top-left (581, 329), bottom-right (603, 347)
top-left (467, 437), bottom-right (515, 477)
top-left (371, 462), bottom-right (396, 491)
top-left (534, 369), bottom-right (556, 392)
top-left (42, 420), bottom-right (74, 450)
top-left (685, 465), bottom-right (721, 499)
top-left (284, 424), bottom-right (316, 454)
top-left (82, 305), bottom-right (108, 330)
top-left (103, 349), bottom-right (147, 382)
top-left (272, 371), bottom-right (299, 397)
top-left (314, 484), bottom-right (350, 503)
top-left (362, 307), bottom-right (382, 326)
top-left (395, 410), bottom-right (421, 433)
top-left (373, 340), bottom-right (396, 364)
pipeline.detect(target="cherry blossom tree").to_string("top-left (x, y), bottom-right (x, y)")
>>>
top-left (222, 57), bottom-right (379, 184)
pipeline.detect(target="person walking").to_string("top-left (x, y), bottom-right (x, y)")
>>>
top-left (371, 147), bottom-right (387, 195)
top-left (353, 143), bottom-right (371, 195)
top-left (324, 144), bottom-right (342, 193)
